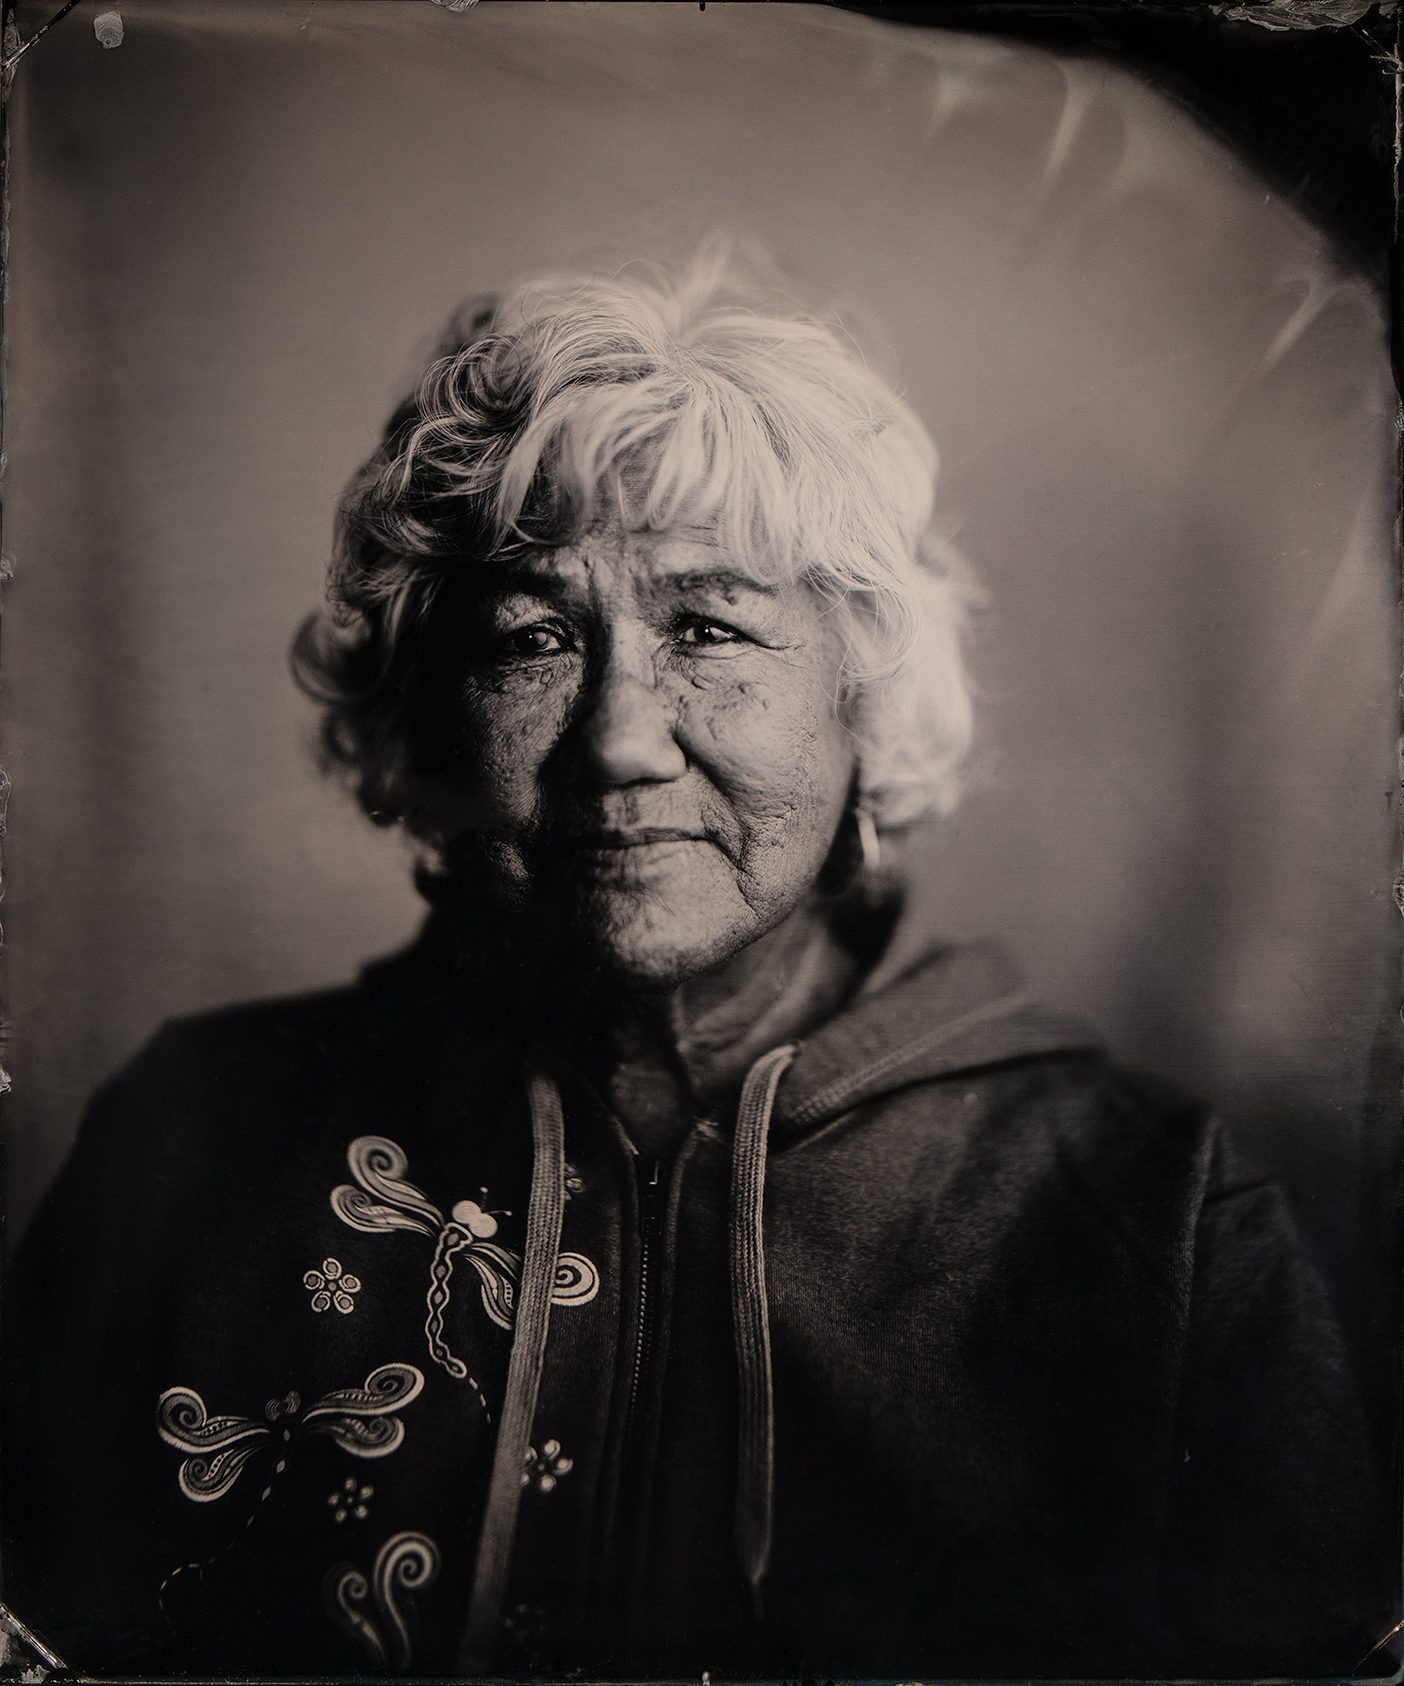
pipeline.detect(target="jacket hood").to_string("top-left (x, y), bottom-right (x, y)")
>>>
top-left (771, 928), bottom-right (1101, 1143)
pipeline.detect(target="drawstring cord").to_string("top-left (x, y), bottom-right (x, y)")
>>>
top-left (459, 1044), bottom-right (796, 1660)
top-left (729, 1043), bottom-right (797, 1623)
top-left (457, 1069), bottom-right (566, 1672)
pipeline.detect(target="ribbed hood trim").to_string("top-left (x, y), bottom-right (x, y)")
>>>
top-left (770, 939), bottom-right (1101, 1140)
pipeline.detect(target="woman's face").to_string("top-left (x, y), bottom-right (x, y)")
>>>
top-left (432, 518), bottom-right (857, 987)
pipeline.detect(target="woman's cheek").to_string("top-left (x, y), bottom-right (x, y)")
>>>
top-left (456, 672), bottom-right (576, 817)
top-left (682, 663), bottom-right (851, 821)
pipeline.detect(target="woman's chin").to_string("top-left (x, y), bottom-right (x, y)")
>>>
top-left (564, 900), bottom-right (764, 992)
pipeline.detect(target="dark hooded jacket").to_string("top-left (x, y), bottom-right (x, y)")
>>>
top-left (2, 904), bottom-right (1393, 1681)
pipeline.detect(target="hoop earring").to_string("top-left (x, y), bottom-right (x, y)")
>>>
top-left (855, 806), bottom-right (881, 875)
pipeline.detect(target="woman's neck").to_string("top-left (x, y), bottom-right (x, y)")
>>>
top-left (560, 900), bottom-right (860, 1156)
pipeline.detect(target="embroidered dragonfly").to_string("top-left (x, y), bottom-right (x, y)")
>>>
top-left (330, 1136), bottom-right (599, 1395)
top-left (157, 1362), bottom-right (426, 1504)
top-left (156, 1364), bottom-right (426, 1621)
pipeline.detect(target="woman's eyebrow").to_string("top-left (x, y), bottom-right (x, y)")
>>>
top-left (480, 563), bottom-right (782, 603)
top-left (481, 567), bottom-right (574, 601)
top-left (656, 568), bottom-right (780, 600)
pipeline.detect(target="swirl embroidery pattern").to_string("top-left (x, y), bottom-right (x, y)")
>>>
top-left (157, 1363), bottom-right (425, 1503)
top-left (326, 1529), bottom-right (440, 1672)
top-left (330, 1136), bottom-right (599, 1402)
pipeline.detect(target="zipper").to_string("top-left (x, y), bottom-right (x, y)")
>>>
top-left (625, 1155), bottom-right (664, 1439)
top-left (603, 1152), bottom-right (666, 1617)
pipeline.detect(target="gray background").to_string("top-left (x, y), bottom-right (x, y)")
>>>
top-left (4, 3), bottom-right (1397, 1380)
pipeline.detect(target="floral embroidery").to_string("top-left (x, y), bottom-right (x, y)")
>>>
top-left (328, 1476), bottom-right (374, 1524)
top-left (501, 1600), bottom-right (548, 1658)
top-left (326, 1530), bottom-right (439, 1671)
top-left (521, 1439), bottom-right (573, 1493)
top-left (157, 1363), bottom-right (425, 1504)
top-left (330, 1136), bottom-right (600, 1397)
top-left (305, 1257), bottom-right (362, 1314)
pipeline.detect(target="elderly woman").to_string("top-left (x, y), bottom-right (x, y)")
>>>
top-left (3, 252), bottom-right (1387, 1681)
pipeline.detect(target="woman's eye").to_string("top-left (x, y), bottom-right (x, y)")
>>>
top-left (500, 624), bottom-right (570, 658)
top-left (676, 618), bottom-right (744, 649)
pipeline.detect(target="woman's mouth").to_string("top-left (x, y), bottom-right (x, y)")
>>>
top-left (568, 828), bottom-right (707, 851)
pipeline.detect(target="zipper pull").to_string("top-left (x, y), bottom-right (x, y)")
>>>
top-left (637, 1157), bottom-right (664, 1239)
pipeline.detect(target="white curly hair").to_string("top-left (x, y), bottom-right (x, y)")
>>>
top-left (295, 241), bottom-right (975, 831)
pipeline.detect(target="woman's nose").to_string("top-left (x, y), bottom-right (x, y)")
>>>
top-left (575, 659), bottom-right (687, 788)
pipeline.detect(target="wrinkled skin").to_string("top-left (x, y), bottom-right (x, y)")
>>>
top-left (430, 520), bottom-right (857, 991)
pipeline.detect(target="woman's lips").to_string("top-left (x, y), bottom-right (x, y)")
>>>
top-left (568, 828), bottom-right (707, 849)
top-left (564, 830), bottom-right (717, 879)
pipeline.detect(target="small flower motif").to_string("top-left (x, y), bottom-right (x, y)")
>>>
top-left (563, 1163), bottom-right (584, 1199)
top-left (521, 1439), bottom-right (574, 1493)
top-left (327, 1474), bottom-right (374, 1524)
top-left (501, 1600), bottom-right (547, 1654)
top-left (304, 1257), bottom-right (361, 1314)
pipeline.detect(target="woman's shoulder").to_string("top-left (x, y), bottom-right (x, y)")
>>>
top-left (782, 926), bottom-right (1218, 1163)
top-left (24, 938), bottom-right (473, 1264)
top-left (94, 923), bottom-right (470, 1121)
